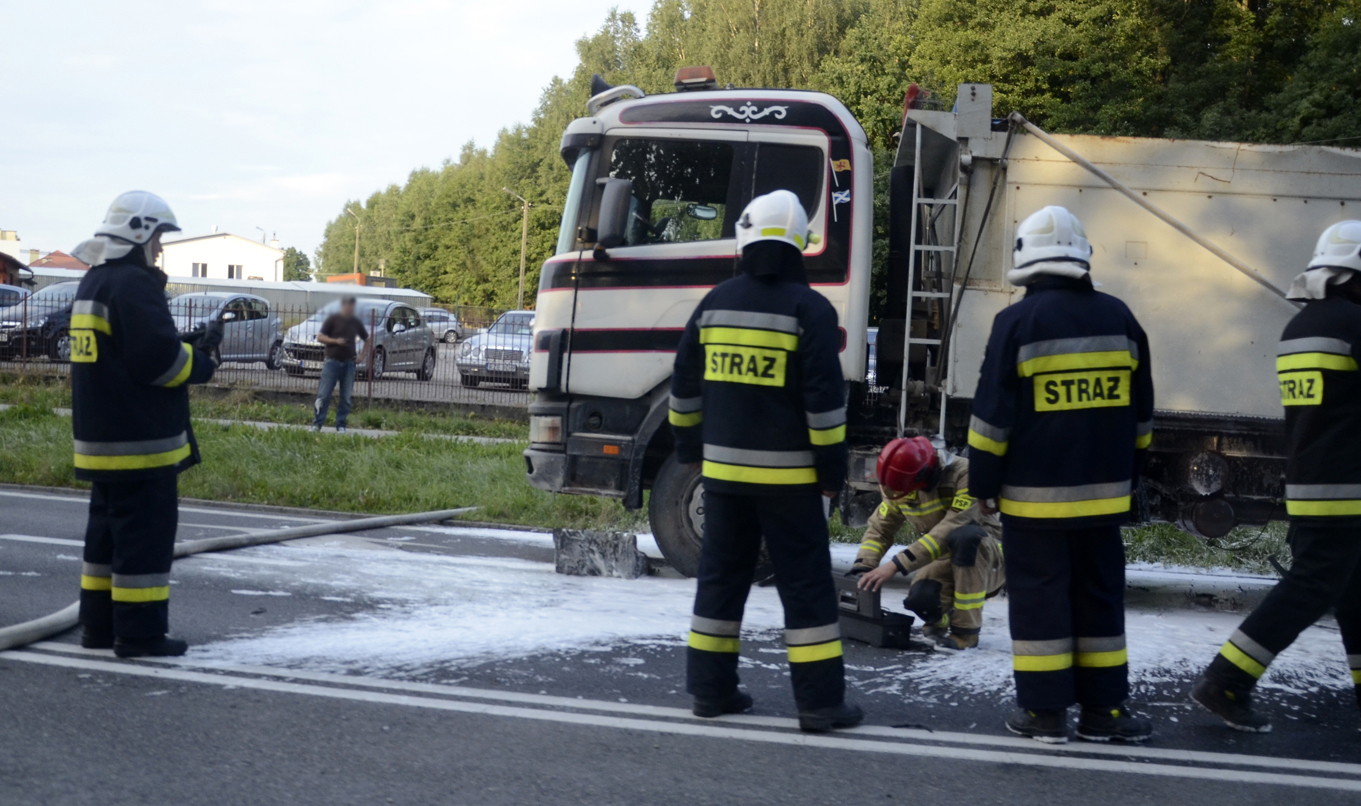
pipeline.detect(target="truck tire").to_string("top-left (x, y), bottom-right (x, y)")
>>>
top-left (649, 454), bottom-right (706, 578)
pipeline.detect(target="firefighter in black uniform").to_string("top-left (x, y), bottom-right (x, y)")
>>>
top-left (670, 190), bottom-right (862, 733)
top-left (968, 206), bottom-right (1155, 744)
top-left (69, 191), bottom-right (221, 658)
top-left (1193, 221), bottom-right (1361, 732)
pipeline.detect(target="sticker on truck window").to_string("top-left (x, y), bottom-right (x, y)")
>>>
top-left (704, 345), bottom-right (786, 387)
top-left (1279, 370), bottom-right (1323, 406)
top-left (70, 329), bottom-right (97, 363)
top-left (1033, 370), bottom-right (1131, 411)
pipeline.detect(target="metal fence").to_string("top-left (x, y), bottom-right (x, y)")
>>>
top-left (0, 286), bottom-right (532, 409)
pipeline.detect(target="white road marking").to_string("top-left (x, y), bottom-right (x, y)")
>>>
top-left (0, 490), bottom-right (334, 524)
top-left (0, 534), bottom-right (83, 547)
top-left (14, 645), bottom-right (1361, 789)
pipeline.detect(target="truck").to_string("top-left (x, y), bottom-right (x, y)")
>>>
top-left (523, 68), bottom-right (1361, 576)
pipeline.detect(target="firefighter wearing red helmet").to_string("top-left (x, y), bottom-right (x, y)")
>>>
top-left (854, 437), bottom-right (1004, 651)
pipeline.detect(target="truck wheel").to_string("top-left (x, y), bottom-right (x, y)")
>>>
top-left (649, 454), bottom-right (705, 578)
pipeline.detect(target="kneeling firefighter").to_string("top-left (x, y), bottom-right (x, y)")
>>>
top-left (670, 190), bottom-right (863, 733)
top-left (69, 191), bottom-right (222, 658)
top-left (854, 437), bottom-right (1005, 652)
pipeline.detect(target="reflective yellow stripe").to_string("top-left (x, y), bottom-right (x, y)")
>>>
top-left (859, 540), bottom-right (885, 552)
top-left (1018, 350), bottom-right (1137, 378)
top-left (111, 586), bottom-right (170, 603)
top-left (688, 631), bottom-right (740, 653)
top-left (967, 429), bottom-right (1008, 457)
top-left (1219, 641), bottom-right (1266, 679)
top-left (74, 443), bottom-right (192, 471)
top-left (999, 495), bottom-right (1130, 519)
top-left (898, 501), bottom-right (946, 516)
top-left (162, 343), bottom-right (194, 388)
top-left (1285, 499), bottom-right (1361, 517)
top-left (808, 425), bottom-right (845, 446)
top-left (80, 575), bottom-right (112, 591)
top-left (69, 313), bottom-right (112, 335)
top-left (788, 640), bottom-right (842, 663)
top-left (920, 534), bottom-right (942, 559)
top-left (669, 409), bottom-right (702, 427)
top-left (1276, 352), bottom-right (1359, 372)
top-left (954, 591), bottom-right (987, 601)
top-left (702, 460), bottom-right (817, 486)
top-left (1013, 652), bottom-right (1073, 672)
top-left (1076, 648), bottom-right (1128, 668)
top-left (953, 600), bottom-right (985, 611)
top-left (1135, 432), bottom-right (1152, 449)
top-left (1352, 669), bottom-right (1361, 684)
top-left (699, 326), bottom-right (798, 351)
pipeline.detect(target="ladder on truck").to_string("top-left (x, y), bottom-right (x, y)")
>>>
top-left (897, 116), bottom-right (963, 440)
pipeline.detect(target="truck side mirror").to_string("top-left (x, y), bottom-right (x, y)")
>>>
top-left (596, 178), bottom-right (633, 249)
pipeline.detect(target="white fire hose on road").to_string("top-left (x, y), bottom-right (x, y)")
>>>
top-left (0, 506), bottom-right (476, 652)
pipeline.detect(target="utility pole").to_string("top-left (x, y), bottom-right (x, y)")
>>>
top-left (255, 226), bottom-right (266, 244)
top-left (342, 205), bottom-right (361, 275)
top-left (503, 188), bottom-right (530, 309)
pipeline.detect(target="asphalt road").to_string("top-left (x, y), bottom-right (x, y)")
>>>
top-left (2, 486), bottom-right (1360, 805)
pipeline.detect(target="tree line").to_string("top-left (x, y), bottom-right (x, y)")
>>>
top-left (315, 0), bottom-right (1361, 309)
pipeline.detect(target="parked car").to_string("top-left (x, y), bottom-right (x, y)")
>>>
top-left (456, 310), bottom-right (533, 388)
top-left (0, 281), bottom-right (78, 361)
top-left (282, 299), bottom-right (437, 381)
top-left (169, 292), bottom-right (285, 369)
top-left (0, 285), bottom-right (31, 309)
top-left (422, 308), bottom-right (463, 343)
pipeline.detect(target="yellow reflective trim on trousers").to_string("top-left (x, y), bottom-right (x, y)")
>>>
top-left (1018, 350), bottom-right (1137, 378)
top-left (162, 343), bottom-right (195, 388)
top-left (69, 313), bottom-right (112, 335)
top-left (967, 429), bottom-right (1008, 457)
top-left (1219, 641), bottom-right (1266, 679)
top-left (1076, 648), bottom-right (1128, 668)
top-left (808, 425), bottom-right (846, 446)
top-left (954, 591), bottom-right (986, 601)
top-left (788, 640), bottom-right (842, 663)
top-left (1013, 652), bottom-right (1074, 672)
top-left (1135, 432), bottom-right (1152, 449)
top-left (1285, 499), bottom-right (1361, 517)
top-left (111, 586), bottom-right (170, 603)
top-left (953, 600), bottom-right (985, 611)
top-left (1276, 352), bottom-right (1359, 372)
top-left (80, 575), bottom-right (112, 591)
top-left (74, 443), bottom-right (192, 471)
top-left (999, 495), bottom-right (1130, 519)
top-left (699, 326), bottom-right (798, 351)
top-left (688, 631), bottom-right (740, 653)
top-left (702, 461), bottom-right (817, 486)
top-left (669, 409), bottom-right (702, 427)
top-left (1352, 669), bottom-right (1361, 684)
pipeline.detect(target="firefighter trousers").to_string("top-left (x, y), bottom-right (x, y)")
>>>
top-left (906, 536), bottom-right (1005, 636)
top-left (1207, 521), bottom-right (1361, 695)
top-left (687, 491), bottom-right (845, 710)
top-left (1004, 524), bottom-right (1128, 710)
top-left (79, 475), bottom-right (179, 639)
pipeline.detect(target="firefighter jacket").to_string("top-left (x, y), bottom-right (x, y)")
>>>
top-left (857, 454), bottom-right (1002, 572)
top-left (1276, 295), bottom-right (1361, 521)
top-left (670, 262), bottom-right (847, 496)
top-left (967, 276), bottom-right (1154, 528)
top-left (71, 255), bottom-right (215, 482)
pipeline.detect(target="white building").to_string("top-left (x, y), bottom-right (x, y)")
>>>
top-left (160, 232), bottom-right (285, 283)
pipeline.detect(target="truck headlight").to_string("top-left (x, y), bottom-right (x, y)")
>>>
top-left (530, 415), bottom-right (563, 444)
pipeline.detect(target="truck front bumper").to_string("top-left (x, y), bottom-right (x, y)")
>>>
top-left (524, 447), bottom-right (569, 493)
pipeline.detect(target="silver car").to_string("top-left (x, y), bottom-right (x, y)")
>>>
top-left (169, 292), bottom-right (284, 369)
top-left (282, 299), bottom-right (438, 381)
top-left (422, 308), bottom-right (463, 343)
top-left (456, 310), bottom-right (533, 389)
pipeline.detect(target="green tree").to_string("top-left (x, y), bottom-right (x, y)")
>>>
top-left (281, 247), bottom-right (312, 282)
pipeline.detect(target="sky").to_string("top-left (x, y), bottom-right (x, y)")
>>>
top-left (2, 0), bottom-right (650, 260)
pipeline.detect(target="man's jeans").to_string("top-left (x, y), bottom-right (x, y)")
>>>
top-left (314, 359), bottom-right (356, 429)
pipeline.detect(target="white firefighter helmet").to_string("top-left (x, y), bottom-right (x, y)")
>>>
top-left (1008, 205), bottom-right (1093, 286)
top-left (736, 190), bottom-right (810, 252)
top-left (96, 190), bottom-right (181, 245)
top-left (1307, 220), bottom-right (1361, 272)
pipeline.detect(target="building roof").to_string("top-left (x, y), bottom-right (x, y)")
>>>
top-left (162, 232), bottom-right (284, 255)
top-left (29, 250), bottom-right (89, 270)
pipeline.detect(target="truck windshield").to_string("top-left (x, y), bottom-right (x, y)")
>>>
top-left (556, 151), bottom-right (593, 255)
top-left (608, 138), bottom-right (736, 246)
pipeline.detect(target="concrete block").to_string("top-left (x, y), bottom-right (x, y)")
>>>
top-left (553, 529), bottom-right (650, 579)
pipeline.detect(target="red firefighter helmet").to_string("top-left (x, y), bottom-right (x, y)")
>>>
top-left (876, 437), bottom-right (940, 494)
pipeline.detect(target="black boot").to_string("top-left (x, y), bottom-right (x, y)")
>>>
top-left (80, 629), bottom-right (114, 650)
top-left (1076, 703), bottom-right (1153, 743)
top-left (1190, 675), bottom-right (1271, 733)
top-left (1005, 708), bottom-right (1068, 744)
top-left (798, 702), bottom-right (864, 733)
top-left (114, 636), bottom-right (189, 658)
top-left (693, 690), bottom-right (753, 719)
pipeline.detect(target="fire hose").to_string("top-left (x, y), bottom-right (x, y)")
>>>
top-left (0, 506), bottom-right (476, 652)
